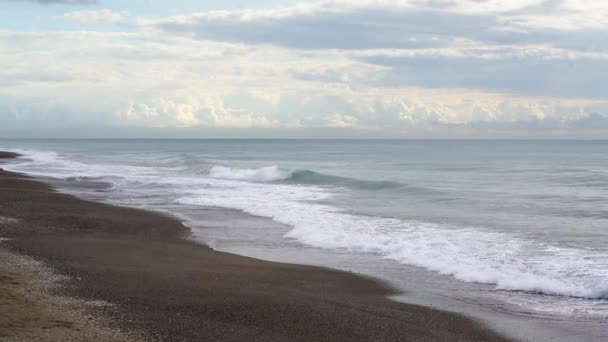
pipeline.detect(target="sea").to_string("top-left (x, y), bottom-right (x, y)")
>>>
top-left (1, 139), bottom-right (607, 340)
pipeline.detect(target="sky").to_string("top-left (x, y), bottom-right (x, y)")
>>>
top-left (1, 0), bottom-right (607, 138)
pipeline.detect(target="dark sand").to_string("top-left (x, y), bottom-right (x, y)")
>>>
top-left (0, 154), bottom-right (509, 341)
top-left (0, 152), bottom-right (20, 159)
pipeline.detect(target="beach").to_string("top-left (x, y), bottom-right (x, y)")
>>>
top-left (0, 152), bottom-right (508, 341)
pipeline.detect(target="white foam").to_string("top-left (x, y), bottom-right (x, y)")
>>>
top-left (208, 165), bottom-right (291, 182)
top-left (177, 185), bottom-right (608, 302)
top-left (0, 148), bottom-right (177, 180)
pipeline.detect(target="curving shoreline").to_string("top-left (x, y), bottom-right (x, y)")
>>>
top-left (0, 152), bottom-right (509, 341)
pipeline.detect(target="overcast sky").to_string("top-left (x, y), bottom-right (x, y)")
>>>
top-left (1, 0), bottom-right (607, 138)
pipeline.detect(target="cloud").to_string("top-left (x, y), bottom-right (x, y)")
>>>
top-left (357, 53), bottom-right (608, 98)
top-left (142, 1), bottom-right (608, 51)
top-left (3, 0), bottom-right (98, 4)
top-left (136, 1), bottom-right (608, 99)
top-left (2, 2), bottom-right (608, 138)
top-left (58, 9), bottom-right (128, 23)
top-left (323, 113), bottom-right (361, 128)
top-left (118, 96), bottom-right (289, 129)
top-left (142, 4), bottom-right (490, 50)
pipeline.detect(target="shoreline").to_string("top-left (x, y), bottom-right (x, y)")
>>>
top-left (0, 154), bottom-right (508, 341)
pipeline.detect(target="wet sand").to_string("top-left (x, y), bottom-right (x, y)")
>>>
top-left (0, 152), bottom-right (20, 159)
top-left (0, 153), bottom-right (509, 341)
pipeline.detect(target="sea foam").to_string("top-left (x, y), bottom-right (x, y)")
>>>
top-left (176, 168), bottom-right (608, 301)
top-left (208, 165), bottom-right (291, 182)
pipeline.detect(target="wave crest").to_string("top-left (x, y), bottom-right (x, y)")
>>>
top-left (208, 165), bottom-right (404, 190)
top-left (208, 165), bottom-right (292, 182)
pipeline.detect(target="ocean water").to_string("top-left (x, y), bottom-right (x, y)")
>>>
top-left (1, 139), bottom-right (607, 336)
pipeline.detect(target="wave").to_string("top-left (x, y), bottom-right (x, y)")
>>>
top-left (177, 185), bottom-right (608, 301)
top-left (208, 165), bottom-right (291, 182)
top-left (207, 165), bottom-right (404, 190)
top-left (287, 170), bottom-right (404, 190)
top-left (0, 148), bottom-right (176, 180)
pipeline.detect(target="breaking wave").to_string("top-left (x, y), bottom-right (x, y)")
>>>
top-left (207, 165), bottom-right (403, 190)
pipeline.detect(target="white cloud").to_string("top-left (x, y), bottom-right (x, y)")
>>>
top-left (323, 113), bottom-right (360, 128)
top-left (58, 9), bottom-right (128, 23)
top-left (118, 95), bottom-right (300, 129)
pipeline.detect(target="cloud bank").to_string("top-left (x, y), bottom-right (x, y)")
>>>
top-left (1, 0), bottom-right (608, 138)
top-left (143, 1), bottom-right (608, 51)
top-left (138, 0), bottom-right (608, 99)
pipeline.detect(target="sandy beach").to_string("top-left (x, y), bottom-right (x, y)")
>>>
top-left (0, 153), bottom-right (508, 341)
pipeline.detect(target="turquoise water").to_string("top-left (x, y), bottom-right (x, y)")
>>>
top-left (1, 139), bottom-right (608, 326)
